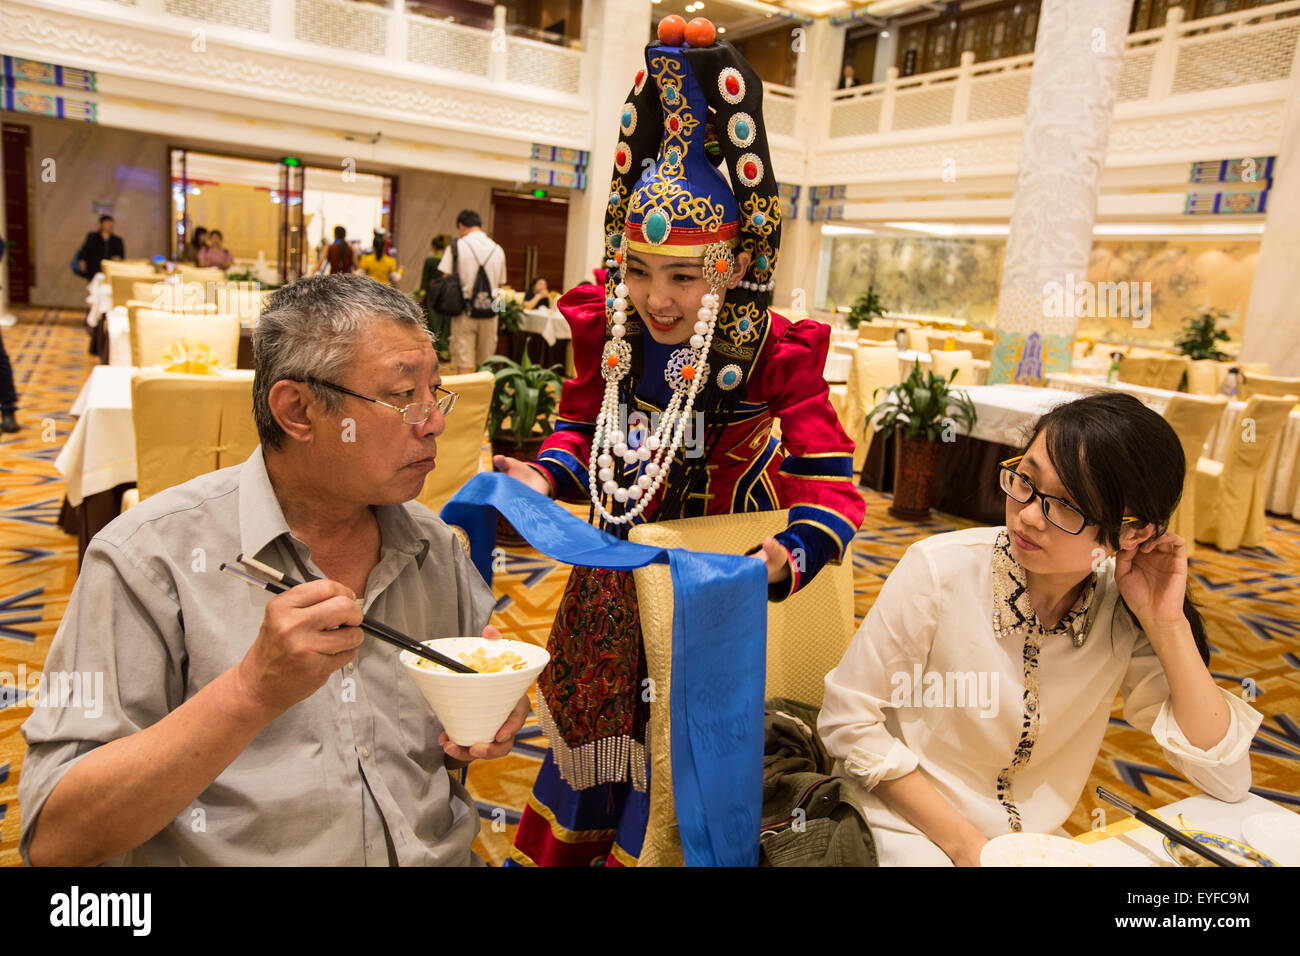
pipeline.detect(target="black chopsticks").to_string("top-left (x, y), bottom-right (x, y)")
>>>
top-left (1096, 787), bottom-right (1238, 867)
top-left (220, 554), bottom-right (477, 674)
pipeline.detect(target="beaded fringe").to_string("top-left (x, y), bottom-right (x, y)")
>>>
top-left (536, 694), bottom-right (648, 793)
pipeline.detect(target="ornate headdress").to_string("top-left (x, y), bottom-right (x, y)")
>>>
top-left (591, 16), bottom-right (783, 524)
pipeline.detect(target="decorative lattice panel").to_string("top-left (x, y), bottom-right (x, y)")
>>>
top-left (828, 97), bottom-right (882, 138)
top-left (505, 38), bottom-right (581, 95)
top-left (763, 93), bottom-right (797, 138)
top-left (295, 0), bottom-right (388, 57)
top-left (967, 70), bottom-right (1032, 122)
top-left (891, 84), bottom-right (956, 131)
top-left (164, 0), bottom-right (270, 31)
top-left (1171, 22), bottom-right (1300, 95)
top-left (1117, 48), bottom-right (1155, 102)
top-left (407, 18), bottom-right (491, 76)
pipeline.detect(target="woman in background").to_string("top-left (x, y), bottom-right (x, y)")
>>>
top-left (420, 234), bottom-right (452, 361)
top-left (198, 230), bottom-right (233, 271)
top-left (181, 226), bottom-right (208, 265)
top-left (359, 229), bottom-right (400, 285)
top-left (818, 392), bottom-right (1262, 866)
top-left (522, 275), bottom-right (553, 310)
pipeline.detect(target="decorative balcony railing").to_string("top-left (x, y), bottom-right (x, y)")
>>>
top-left (826, 0), bottom-right (1300, 140)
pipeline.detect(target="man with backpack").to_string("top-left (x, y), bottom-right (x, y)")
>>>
top-left (438, 210), bottom-right (506, 373)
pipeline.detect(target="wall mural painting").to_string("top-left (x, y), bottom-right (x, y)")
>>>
top-left (824, 234), bottom-right (1259, 347)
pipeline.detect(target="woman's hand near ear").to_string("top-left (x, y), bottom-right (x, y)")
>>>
top-left (1114, 529), bottom-right (1188, 632)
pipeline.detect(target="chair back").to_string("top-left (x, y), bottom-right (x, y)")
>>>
top-left (842, 343), bottom-right (901, 474)
top-left (1240, 372), bottom-right (1300, 401)
top-left (1210, 395), bottom-right (1296, 550)
top-left (108, 270), bottom-right (158, 310)
top-left (129, 371), bottom-right (259, 500)
top-left (1186, 360), bottom-right (1220, 396)
top-left (177, 265), bottom-right (227, 295)
top-left (857, 322), bottom-right (899, 343)
top-left (628, 510), bottom-right (857, 866)
top-left (130, 310), bottom-right (241, 368)
top-left (415, 371), bottom-right (495, 514)
top-left (1161, 394), bottom-right (1228, 546)
top-left (931, 349), bottom-right (975, 386)
top-left (905, 328), bottom-right (931, 352)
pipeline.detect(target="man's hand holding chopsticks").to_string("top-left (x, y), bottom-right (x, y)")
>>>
top-left (438, 624), bottom-right (531, 764)
top-left (235, 579), bottom-right (365, 718)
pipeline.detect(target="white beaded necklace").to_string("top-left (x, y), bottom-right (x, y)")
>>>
top-left (588, 242), bottom-right (734, 526)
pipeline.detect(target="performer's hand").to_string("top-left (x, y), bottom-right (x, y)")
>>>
top-left (494, 455), bottom-right (552, 497)
top-left (751, 536), bottom-right (792, 584)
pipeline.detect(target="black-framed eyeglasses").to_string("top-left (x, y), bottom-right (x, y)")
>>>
top-left (998, 456), bottom-right (1142, 536)
top-left (305, 378), bottom-right (457, 425)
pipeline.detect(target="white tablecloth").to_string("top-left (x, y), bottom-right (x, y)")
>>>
top-left (1046, 372), bottom-right (1300, 517)
top-left (951, 384), bottom-right (1078, 446)
top-left (85, 273), bottom-right (111, 328)
top-left (55, 366), bottom-right (255, 507)
top-left (1076, 792), bottom-right (1288, 866)
top-left (519, 307), bottom-right (571, 346)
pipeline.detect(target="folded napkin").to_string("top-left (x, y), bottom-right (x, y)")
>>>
top-left (161, 339), bottom-right (221, 374)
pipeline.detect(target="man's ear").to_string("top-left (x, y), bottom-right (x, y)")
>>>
top-left (725, 251), bottom-right (753, 290)
top-left (1118, 521), bottom-right (1157, 551)
top-left (268, 380), bottom-right (317, 445)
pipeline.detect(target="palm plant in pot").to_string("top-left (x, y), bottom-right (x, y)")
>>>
top-left (479, 348), bottom-right (565, 463)
top-left (867, 360), bottom-right (977, 520)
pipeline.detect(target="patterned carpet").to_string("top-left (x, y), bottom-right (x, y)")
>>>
top-left (1, 308), bottom-right (1297, 867)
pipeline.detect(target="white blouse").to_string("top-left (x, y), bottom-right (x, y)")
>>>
top-left (818, 526), bottom-right (1263, 866)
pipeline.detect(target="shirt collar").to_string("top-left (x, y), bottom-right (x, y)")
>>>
top-left (238, 446), bottom-right (432, 569)
top-left (991, 528), bottom-right (1097, 647)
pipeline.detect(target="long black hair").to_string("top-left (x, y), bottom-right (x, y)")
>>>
top-left (1021, 392), bottom-right (1210, 664)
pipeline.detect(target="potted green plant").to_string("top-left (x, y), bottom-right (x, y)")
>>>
top-left (867, 360), bottom-right (977, 520)
top-left (1174, 307), bottom-right (1233, 361)
top-left (495, 294), bottom-right (525, 361)
top-left (479, 348), bottom-right (565, 463)
top-left (845, 286), bottom-right (886, 330)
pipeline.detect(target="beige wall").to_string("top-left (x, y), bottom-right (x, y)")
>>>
top-left (392, 169), bottom-right (496, 295)
top-left (15, 114), bottom-right (171, 309)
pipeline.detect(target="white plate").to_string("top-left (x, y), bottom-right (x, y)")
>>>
top-left (980, 833), bottom-right (1094, 867)
top-left (1241, 812), bottom-right (1300, 867)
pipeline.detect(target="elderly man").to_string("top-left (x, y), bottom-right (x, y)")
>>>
top-left (20, 273), bottom-right (525, 866)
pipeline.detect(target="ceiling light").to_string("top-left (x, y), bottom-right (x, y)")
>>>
top-left (718, 26), bottom-right (726, 33)
top-left (881, 30), bottom-right (890, 38)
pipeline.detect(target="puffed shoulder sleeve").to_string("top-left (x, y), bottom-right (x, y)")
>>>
top-left (753, 316), bottom-right (865, 599)
top-left (533, 281), bottom-right (608, 501)
top-left (818, 542), bottom-right (937, 788)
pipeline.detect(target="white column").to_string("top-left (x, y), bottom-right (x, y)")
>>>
top-left (271, 0), bottom-right (294, 44)
top-left (561, 0), bottom-right (651, 293)
top-left (872, 29), bottom-right (896, 84)
top-left (389, 0), bottom-right (408, 63)
top-left (990, 0), bottom-right (1133, 386)
top-left (488, 4), bottom-right (508, 86)
top-left (1238, 29), bottom-right (1300, 376)
top-left (774, 16), bottom-right (839, 315)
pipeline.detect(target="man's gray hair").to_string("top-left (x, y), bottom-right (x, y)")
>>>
top-left (253, 274), bottom-right (432, 450)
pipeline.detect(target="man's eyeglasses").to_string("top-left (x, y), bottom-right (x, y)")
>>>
top-left (305, 378), bottom-right (457, 425)
top-left (998, 456), bottom-right (1143, 536)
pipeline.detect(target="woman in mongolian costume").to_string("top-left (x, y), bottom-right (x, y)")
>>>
top-left (494, 16), bottom-right (866, 866)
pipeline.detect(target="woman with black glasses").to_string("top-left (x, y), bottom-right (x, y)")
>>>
top-left (818, 391), bottom-right (1262, 866)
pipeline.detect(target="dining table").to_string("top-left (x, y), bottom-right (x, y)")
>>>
top-left (859, 383), bottom-right (1079, 524)
top-left (1072, 791), bottom-right (1296, 867)
top-left (55, 364), bottom-right (255, 565)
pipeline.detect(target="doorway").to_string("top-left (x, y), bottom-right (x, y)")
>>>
top-left (490, 190), bottom-right (569, 294)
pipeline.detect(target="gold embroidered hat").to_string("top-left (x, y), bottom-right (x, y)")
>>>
top-left (604, 16), bottom-right (783, 392)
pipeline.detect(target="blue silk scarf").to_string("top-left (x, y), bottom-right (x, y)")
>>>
top-left (442, 472), bottom-right (766, 866)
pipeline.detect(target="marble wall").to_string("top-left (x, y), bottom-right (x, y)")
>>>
top-left (17, 114), bottom-right (171, 309)
top-left (822, 233), bottom-right (1260, 347)
top-left (392, 168), bottom-right (495, 295)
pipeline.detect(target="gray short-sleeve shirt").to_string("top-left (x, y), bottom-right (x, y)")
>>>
top-left (19, 447), bottom-right (495, 866)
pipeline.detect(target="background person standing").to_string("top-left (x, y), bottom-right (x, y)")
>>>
top-left (438, 210), bottom-right (506, 373)
top-left (76, 215), bottom-right (125, 279)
